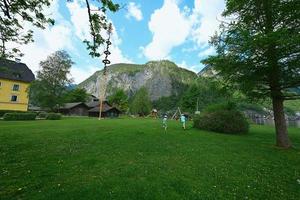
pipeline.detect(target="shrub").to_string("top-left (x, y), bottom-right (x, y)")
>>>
top-left (0, 110), bottom-right (25, 117)
top-left (3, 112), bottom-right (37, 121)
top-left (204, 101), bottom-right (237, 113)
top-left (194, 109), bottom-right (249, 134)
top-left (46, 113), bottom-right (62, 120)
top-left (37, 112), bottom-right (48, 119)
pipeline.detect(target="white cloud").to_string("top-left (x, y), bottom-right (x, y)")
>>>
top-left (143, 0), bottom-right (191, 60)
top-left (198, 46), bottom-right (216, 57)
top-left (178, 60), bottom-right (198, 73)
top-left (66, 0), bottom-right (131, 62)
top-left (70, 65), bottom-right (99, 83)
top-left (143, 0), bottom-right (224, 64)
top-left (190, 0), bottom-right (225, 46)
top-left (66, 0), bottom-right (91, 41)
top-left (16, 0), bottom-right (73, 74)
top-left (126, 2), bottom-right (143, 21)
top-left (13, 0), bottom-right (131, 84)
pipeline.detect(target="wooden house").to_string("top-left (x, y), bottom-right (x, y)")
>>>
top-left (87, 101), bottom-right (121, 118)
top-left (59, 102), bottom-right (89, 116)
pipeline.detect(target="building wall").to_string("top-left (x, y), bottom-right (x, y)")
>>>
top-left (0, 78), bottom-right (30, 111)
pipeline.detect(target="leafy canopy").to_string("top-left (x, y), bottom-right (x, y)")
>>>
top-left (108, 89), bottom-right (129, 113)
top-left (180, 77), bottom-right (231, 113)
top-left (64, 88), bottom-right (89, 103)
top-left (1, 0), bottom-right (119, 58)
top-left (0, 0), bottom-right (54, 58)
top-left (202, 0), bottom-right (300, 100)
top-left (130, 87), bottom-right (152, 116)
top-left (29, 51), bottom-right (73, 111)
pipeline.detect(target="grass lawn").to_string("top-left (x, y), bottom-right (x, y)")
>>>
top-left (0, 118), bottom-right (300, 200)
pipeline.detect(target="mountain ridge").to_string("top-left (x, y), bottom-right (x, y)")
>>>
top-left (78, 60), bottom-right (198, 101)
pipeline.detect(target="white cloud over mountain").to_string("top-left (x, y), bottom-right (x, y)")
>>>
top-left (143, 0), bottom-right (224, 60)
top-left (143, 0), bottom-right (190, 60)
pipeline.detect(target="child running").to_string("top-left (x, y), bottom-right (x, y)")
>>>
top-left (180, 114), bottom-right (186, 130)
top-left (162, 114), bottom-right (168, 133)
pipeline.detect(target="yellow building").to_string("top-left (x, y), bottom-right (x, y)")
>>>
top-left (0, 59), bottom-right (35, 111)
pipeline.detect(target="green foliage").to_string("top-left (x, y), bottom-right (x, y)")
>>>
top-left (82, 0), bottom-right (119, 57)
top-left (180, 77), bottom-right (231, 113)
top-left (194, 110), bottom-right (249, 134)
top-left (64, 88), bottom-right (88, 103)
top-left (3, 112), bottom-right (37, 121)
top-left (0, 0), bottom-right (54, 58)
top-left (201, 0), bottom-right (300, 147)
top-left (130, 87), bottom-right (152, 116)
top-left (153, 95), bottom-right (180, 112)
top-left (237, 102), bottom-right (267, 115)
top-left (202, 0), bottom-right (300, 101)
top-left (284, 100), bottom-right (300, 112)
top-left (0, 110), bottom-right (25, 117)
top-left (37, 112), bottom-right (48, 119)
top-left (1, 0), bottom-right (120, 59)
top-left (203, 101), bottom-right (237, 113)
top-left (46, 113), bottom-right (62, 120)
top-left (108, 89), bottom-right (129, 113)
top-left (29, 51), bottom-right (73, 111)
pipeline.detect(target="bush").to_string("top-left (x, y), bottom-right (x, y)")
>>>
top-left (0, 110), bottom-right (25, 117)
top-left (3, 112), bottom-right (37, 121)
top-left (46, 113), bottom-right (62, 120)
top-left (204, 101), bottom-right (237, 113)
top-left (37, 112), bottom-right (48, 119)
top-left (194, 109), bottom-right (249, 134)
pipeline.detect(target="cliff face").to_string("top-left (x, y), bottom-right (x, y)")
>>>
top-left (78, 60), bottom-right (198, 101)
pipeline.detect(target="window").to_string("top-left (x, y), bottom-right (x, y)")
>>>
top-left (12, 84), bottom-right (20, 91)
top-left (11, 95), bottom-right (18, 102)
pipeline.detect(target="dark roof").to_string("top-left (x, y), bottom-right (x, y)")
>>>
top-left (0, 59), bottom-right (35, 82)
top-left (88, 104), bottom-right (120, 113)
top-left (86, 100), bottom-right (110, 108)
top-left (60, 102), bottom-right (88, 109)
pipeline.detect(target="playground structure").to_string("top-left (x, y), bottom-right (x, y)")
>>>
top-left (171, 107), bottom-right (183, 120)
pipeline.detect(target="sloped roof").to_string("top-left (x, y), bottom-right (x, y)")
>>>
top-left (88, 104), bottom-right (120, 113)
top-left (0, 59), bottom-right (35, 82)
top-left (60, 102), bottom-right (88, 109)
top-left (86, 100), bottom-right (110, 108)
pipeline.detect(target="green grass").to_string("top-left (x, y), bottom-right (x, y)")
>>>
top-left (285, 99), bottom-right (300, 112)
top-left (0, 118), bottom-right (300, 200)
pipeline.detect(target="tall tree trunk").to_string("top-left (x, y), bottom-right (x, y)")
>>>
top-left (272, 97), bottom-right (291, 148)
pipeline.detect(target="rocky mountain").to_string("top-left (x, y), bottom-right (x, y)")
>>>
top-left (78, 60), bottom-right (198, 101)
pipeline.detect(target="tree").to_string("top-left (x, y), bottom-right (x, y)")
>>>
top-left (130, 87), bottom-right (152, 116)
top-left (1, 0), bottom-right (119, 58)
top-left (29, 51), bottom-right (73, 111)
top-left (64, 88), bottom-right (89, 103)
top-left (202, 0), bottom-right (300, 148)
top-left (0, 0), bottom-right (54, 58)
top-left (108, 89), bottom-right (129, 113)
top-left (180, 78), bottom-right (230, 113)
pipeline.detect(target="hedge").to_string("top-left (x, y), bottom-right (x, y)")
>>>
top-left (46, 113), bottom-right (62, 120)
top-left (194, 109), bottom-right (249, 134)
top-left (3, 112), bottom-right (37, 121)
top-left (37, 112), bottom-right (48, 119)
top-left (0, 110), bottom-right (26, 117)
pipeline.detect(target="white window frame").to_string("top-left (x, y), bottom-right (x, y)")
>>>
top-left (12, 84), bottom-right (20, 91)
top-left (11, 95), bottom-right (18, 102)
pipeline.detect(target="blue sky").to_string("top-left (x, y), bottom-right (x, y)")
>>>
top-left (19, 0), bottom-right (225, 83)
